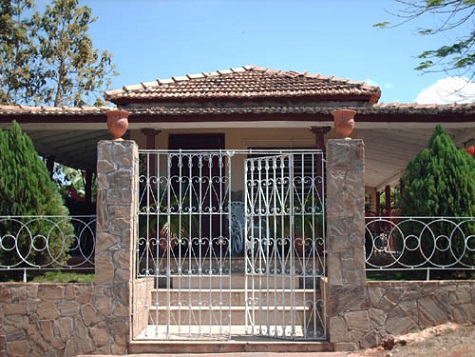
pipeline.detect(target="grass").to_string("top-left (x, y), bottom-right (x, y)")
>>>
top-left (31, 271), bottom-right (94, 283)
top-left (0, 270), bottom-right (94, 283)
top-left (367, 270), bottom-right (475, 281)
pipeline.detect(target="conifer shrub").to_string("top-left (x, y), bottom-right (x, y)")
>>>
top-left (398, 125), bottom-right (475, 268)
top-left (0, 121), bottom-right (73, 270)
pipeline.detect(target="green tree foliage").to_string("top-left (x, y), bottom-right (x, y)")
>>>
top-left (375, 0), bottom-right (475, 78)
top-left (0, 0), bottom-right (42, 104)
top-left (401, 125), bottom-right (475, 216)
top-left (399, 125), bottom-right (475, 267)
top-left (0, 121), bottom-right (73, 268)
top-left (36, 0), bottom-right (116, 106)
top-left (0, 0), bottom-right (116, 106)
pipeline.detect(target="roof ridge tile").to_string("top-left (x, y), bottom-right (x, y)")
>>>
top-left (231, 66), bottom-right (246, 73)
top-left (252, 66), bottom-right (268, 72)
top-left (141, 81), bottom-right (158, 88)
top-left (157, 78), bottom-right (174, 84)
top-left (123, 84), bottom-right (143, 92)
top-left (172, 76), bottom-right (188, 82)
top-left (318, 75), bottom-right (334, 81)
top-left (187, 73), bottom-right (204, 79)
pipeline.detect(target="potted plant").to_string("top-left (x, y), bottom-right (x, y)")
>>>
top-left (267, 197), bottom-right (325, 257)
top-left (139, 195), bottom-right (197, 257)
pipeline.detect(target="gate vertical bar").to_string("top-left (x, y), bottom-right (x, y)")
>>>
top-left (289, 154), bottom-right (295, 337)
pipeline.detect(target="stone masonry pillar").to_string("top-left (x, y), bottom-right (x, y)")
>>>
top-left (326, 139), bottom-right (370, 350)
top-left (94, 140), bottom-right (138, 354)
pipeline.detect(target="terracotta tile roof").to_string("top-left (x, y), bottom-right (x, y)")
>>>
top-left (125, 102), bottom-right (475, 117)
top-left (104, 65), bottom-right (382, 103)
top-left (1, 102), bottom-right (474, 120)
top-left (0, 104), bottom-right (111, 116)
top-left (371, 102), bottom-right (475, 114)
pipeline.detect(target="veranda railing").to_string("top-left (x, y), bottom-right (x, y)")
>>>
top-left (365, 216), bottom-right (475, 280)
top-left (0, 215), bottom-right (96, 282)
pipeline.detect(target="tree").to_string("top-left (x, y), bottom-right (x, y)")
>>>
top-left (375, 0), bottom-right (475, 79)
top-left (0, 121), bottom-right (73, 269)
top-left (0, 0), bottom-right (42, 104)
top-left (398, 125), bottom-right (475, 269)
top-left (0, 0), bottom-right (116, 106)
top-left (36, 0), bottom-right (116, 106)
top-left (401, 125), bottom-right (475, 216)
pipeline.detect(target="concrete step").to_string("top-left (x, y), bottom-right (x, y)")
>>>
top-left (148, 305), bottom-right (317, 326)
top-left (169, 274), bottom-right (301, 289)
top-left (129, 335), bottom-right (334, 354)
top-left (135, 324), bottom-right (326, 341)
top-left (151, 288), bottom-right (317, 306)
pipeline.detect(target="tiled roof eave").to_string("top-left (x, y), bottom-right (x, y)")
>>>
top-left (1, 102), bottom-right (474, 121)
top-left (108, 92), bottom-right (379, 104)
top-left (0, 104), bottom-right (112, 116)
top-left (126, 103), bottom-right (475, 117)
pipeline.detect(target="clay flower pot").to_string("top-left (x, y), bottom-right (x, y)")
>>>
top-left (332, 109), bottom-right (356, 139)
top-left (106, 109), bottom-right (130, 140)
top-left (466, 145), bottom-right (475, 157)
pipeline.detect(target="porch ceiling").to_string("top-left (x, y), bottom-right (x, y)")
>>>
top-left (3, 122), bottom-right (474, 191)
top-left (360, 126), bottom-right (475, 190)
top-left (27, 129), bottom-right (112, 172)
top-left (0, 123), bottom-right (111, 172)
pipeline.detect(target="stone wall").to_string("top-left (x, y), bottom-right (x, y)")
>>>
top-left (325, 280), bottom-right (475, 350)
top-left (0, 283), bottom-right (96, 356)
top-left (369, 281), bottom-right (475, 337)
top-left (131, 278), bottom-right (153, 339)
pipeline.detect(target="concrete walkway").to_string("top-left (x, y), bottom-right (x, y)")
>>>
top-left (77, 353), bottom-right (354, 357)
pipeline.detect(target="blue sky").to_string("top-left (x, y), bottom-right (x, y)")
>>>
top-left (73, 0), bottom-right (474, 104)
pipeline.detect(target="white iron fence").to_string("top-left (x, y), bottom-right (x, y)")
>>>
top-left (0, 215), bottom-right (96, 281)
top-left (365, 216), bottom-right (475, 280)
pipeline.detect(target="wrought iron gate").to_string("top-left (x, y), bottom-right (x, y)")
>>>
top-left (137, 150), bottom-right (233, 339)
top-left (136, 149), bottom-right (326, 341)
top-left (244, 152), bottom-right (326, 340)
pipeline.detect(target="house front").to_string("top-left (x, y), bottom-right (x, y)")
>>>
top-left (1, 65), bottom-right (475, 351)
top-left (2, 65), bottom-right (474, 208)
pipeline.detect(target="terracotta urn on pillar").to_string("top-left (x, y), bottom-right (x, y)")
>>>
top-left (106, 109), bottom-right (130, 140)
top-left (466, 145), bottom-right (475, 157)
top-left (332, 109), bottom-right (356, 139)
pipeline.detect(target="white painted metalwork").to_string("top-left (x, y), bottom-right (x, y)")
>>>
top-left (365, 216), bottom-right (475, 279)
top-left (0, 215), bottom-right (96, 281)
top-left (244, 152), bottom-right (326, 340)
top-left (138, 150), bottom-right (233, 340)
top-left (137, 149), bottom-right (326, 341)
